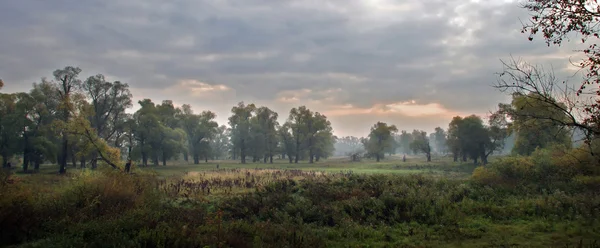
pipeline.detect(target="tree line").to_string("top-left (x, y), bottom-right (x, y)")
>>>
top-left (336, 90), bottom-right (576, 165)
top-left (0, 67), bottom-right (338, 174)
top-left (0, 63), bottom-right (582, 173)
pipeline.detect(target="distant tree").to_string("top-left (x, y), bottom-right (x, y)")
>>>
top-left (365, 122), bottom-right (398, 162)
top-left (179, 104), bottom-right (218, 164)
top-left (229, 102), bottom-right (256, 164)
top-left (278, 122), bottom-right (296, 163)
top-left (399, 130), bottom-right (414, 155)
top-left (335, 136), bottom-right (365, 158)
top-left (210, 125), bottom-right (230, 160)
top-left (432, 127), bottom-right (447, 154)
top-left (288, 106), bottom-right (308, 163)
top-left (250, 107), bottom-right (279, 163)
top-left (447, 117), bottom-right (464, 162)
top-left (410, 130), bottom-right (432, 162)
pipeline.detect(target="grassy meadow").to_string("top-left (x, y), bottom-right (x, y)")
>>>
top-left (2, 151), bottom-right (600, 248)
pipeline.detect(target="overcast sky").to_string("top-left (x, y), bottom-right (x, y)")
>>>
top-left (0, 0), bottom-right (585, 137)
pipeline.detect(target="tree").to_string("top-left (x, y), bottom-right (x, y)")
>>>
top-left (334, 136), bottom-right (365, 158)
top-left (0, 93), bottom-right (20, 168)
top-left (0, 79), bottom-right (3, 90)
top-left (410, 130), bottom-right (432, 162)
top-left (288, 106), bottom-right (308, 163)
top-left (398, 131), bottom-right (414, 155)
top-left (250, 107), bottom-right (279, 163)
top-left (210, 125), bottom-right (230, 160)
top-left (518, 1), bottom-right (600, 142)
top-left (179, 104), bottom-right (218, 164)
top-left (365, 122), bottom-right (398, 162)
top-left (53, 66), bottom-right (83, 174)
top-left (447, 117), bottom-right (464, 162)
top-left (278, 122), bottom-right (296, 163)
top-left (132, 99), bottom-right (160, 166)
top-left (432, 127), bottom-right (447, 154)
top-left (228, 102), bottom-right (256, 164)
top-left (493, 91), bottom-right (572, 155)
top-left (82, 75), bottom-right (132, 167)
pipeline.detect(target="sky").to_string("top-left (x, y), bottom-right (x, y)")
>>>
top-left (0, 0), bottom-right (585, 137)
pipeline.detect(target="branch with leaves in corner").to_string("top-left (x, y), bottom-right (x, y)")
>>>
top-left (494, 57), bottom-right (596, 152)
top-left (520, 0), bottom-right (600, 140)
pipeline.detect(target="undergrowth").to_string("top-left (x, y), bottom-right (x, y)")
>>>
top-left (1, 146), bottom-right (599, 248)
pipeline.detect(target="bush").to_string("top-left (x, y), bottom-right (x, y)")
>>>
top-left (472, 145), bottom-right (600, 192)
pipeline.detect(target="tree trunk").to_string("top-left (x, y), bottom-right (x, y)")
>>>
top-left (183, 151), bottom-right (188, 162)
top-left (142, 152), bottom-right (148, 167)
top-left (70, 151), bottom-right (77, 169)
top-left (193, 153), bottom-right (199, 164)
top-left (162, 153), bottom-right (167, 166)
top-left (294, 134), bottom-right (300, 164)
top-left (453, 152), bottom-right (458, 162)
top-left (240, 139), bottom-right (246, 164)
top-left (462, 153), bottom-right (467, 162)
top-left (23, 136), bottom-right (30, 172)
top-left (316, 155), bottom-right (320, 162)
top-left (270, 155), bottom-right (273, 164)
top-left (1, 154), bottom-right (8, 168)
top-left (376, 153), bottom-right (380, 162)
top-left (205, 156), bottom-right (208, 163)
top-left (426, 153), bottom-right (431, 162)
top-left (59, 134), bottom-right (68, 174)
top-left (288, 155), bottom-right (293, 163)
top-left (34, 160), bottom-right (40, 171)
top-left (263, 155), bottom-right (267, 163)
top-left (80, 158), bottom-right (86, 169)
top-left (91, 159), bottom-right (98, 169)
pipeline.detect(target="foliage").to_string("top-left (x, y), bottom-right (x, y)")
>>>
top-left (1, 161), bottom-right (598, 248)
top-left (364, 122), bottom-right (398, 162)
top-left (521, 0), bottom-right (600, 138)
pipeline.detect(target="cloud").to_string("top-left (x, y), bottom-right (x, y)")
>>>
top-left (0, 0), bottom-right (586, 137)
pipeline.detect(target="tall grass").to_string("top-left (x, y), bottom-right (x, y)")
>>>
top-left (0, 146), bottom-right (599, 248)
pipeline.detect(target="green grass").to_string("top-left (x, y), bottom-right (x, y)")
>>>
top-left (3, 152), bottom-right (597, 248)
top-left (137, 155), bottom-right (482, 178)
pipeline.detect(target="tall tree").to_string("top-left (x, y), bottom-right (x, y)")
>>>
top-left (432, 127), bottom-right (447, 154)
top-left (53, 66), bottom-right (83, 174)
top-left (0, 93), bottom-right (20, 168)
top-left (210, 125), bottom-right (230, 160)
top-left (447, 116), bottom-right (464, 162)
top-left (365, 122), bottom-right (398, 162)
top-left (278, 122), bottom-right (296, 163)
top-left (251, 107), bottom-right (279, 163)
top-left (132, 99), bottom-right (160, 166)
top-left (82, 75), bottom-right (132, 167)
top-left (179, 104), bottom-right (218, 164)
top-left (228, 102), bottom-right (256, 164)
top-left (398, 130), bottom-right (414, 155)
top-left (288, 106), bottom-right (309, 163)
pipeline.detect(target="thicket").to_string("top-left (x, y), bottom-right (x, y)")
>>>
top-left (1, 146), bottom-right (599, 248)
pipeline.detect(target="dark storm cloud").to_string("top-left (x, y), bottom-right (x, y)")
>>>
top-left (0, 0), bottom-right (585, 136)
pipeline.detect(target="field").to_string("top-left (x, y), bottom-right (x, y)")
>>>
top-left (2, 154), bottom-right (600, 248)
